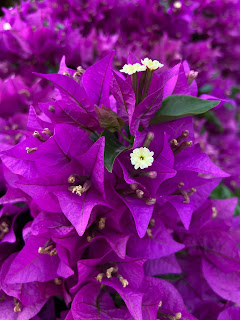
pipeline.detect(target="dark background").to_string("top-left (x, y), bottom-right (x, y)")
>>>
top-left (0, 0), bottom-right (19, 16)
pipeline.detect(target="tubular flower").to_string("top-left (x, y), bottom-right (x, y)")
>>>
top-left (141, 58), bottom-right (164, 71)
top-left (120, 62), bottom-right (146, 75)
top-left (130, 147), bottom-right (154, 169)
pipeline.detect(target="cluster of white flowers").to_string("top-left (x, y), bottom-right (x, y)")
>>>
top-left (120, 58), bottom-right (164, 75)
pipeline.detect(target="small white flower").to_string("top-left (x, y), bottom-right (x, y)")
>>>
top-left (120, 63), bottom-right (146, 75)
top-left (173, 1), bottom-right (182, 9)
top-left (141, 58), bottom-right (164, 71)
top-left (3, 22), bottom-right (12, 30)
top-left (130, 147), bottom-right (154, 170)
top-left (134, 63), bottom-right (147, 72)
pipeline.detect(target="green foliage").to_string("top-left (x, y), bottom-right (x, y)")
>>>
top-left (200, 110), bottom-right (223, 132)
top-left (199, 84), bottom-right (214, 95)
top-left (210, 183), bottom-right (240, 216)
top-left (151, 95), bottom-right (220, 124)
top-left (101, 130), bottom-right (128, 172)
top-left (154, 273), bottom-right (183, 282)
top-left (210, 183), bottom-right (235, 199)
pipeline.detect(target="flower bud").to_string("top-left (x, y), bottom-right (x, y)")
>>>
top-left (26, 147), bottom-right (38, 154)
top-left (33, 131), bottom-right (46, 142)
top-left (95, 105), bottom-right (124, 132)
top-left (145, 198), bottom-right (156, 205)
top-left (42, 128), bottom-right (53, 137)
top-left (187, 70), bottom-right (198, 85)
top-left (48, 105), bottom-right (55, 112)
top-left (143, 132), bottom-right (154, 147)
top-left (136, 189), bottom-right (144, 198)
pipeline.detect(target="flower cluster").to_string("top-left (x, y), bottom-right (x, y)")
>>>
top-left (0, 51), bottom-right (239, 320)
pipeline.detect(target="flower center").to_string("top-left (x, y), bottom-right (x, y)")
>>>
top-left (68, 175), bottom-right (92, 197)
top-left (96, 265), bottom-right (129, 288)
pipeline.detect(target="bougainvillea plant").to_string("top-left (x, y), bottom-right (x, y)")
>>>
top-left (0, 51), bottom-right (239, 320)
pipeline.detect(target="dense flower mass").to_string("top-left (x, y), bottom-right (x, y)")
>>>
top-left (0, 1), bottom-right (240, 320)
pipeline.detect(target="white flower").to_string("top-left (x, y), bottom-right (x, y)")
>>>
top-left (3, 22), bottom-right (12, 30)
top-left (141, 58), bottom-right (164, 71)
top-left (133, 63), bottom-right (147, 72)
top-left (173, 1), bottom-right (182, 9)
top-left (130, 147), bottom-right (154, 170)
top-left (120, 63), bottom-right (146, 75)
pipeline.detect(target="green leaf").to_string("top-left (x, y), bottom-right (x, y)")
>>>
top-left (102, 131), bottom-right (128, 172)
top-left (210, 183), bottom-right (235, 199)
top-left (154, 273), bottom-right (183, 281)
top-left (150, 95), bottom-right (220, 124)
top-left (224, 102), bottom-right (235, 110)
top-left (199, 84), bottom-right (213, 95)
top-left (230, 86), bottom-right (240, 99)
top-left (55, 23), bottom-right (65, 30)
top-left (234, 204), bottom-right (240, 217)
top-left (200, 110), bottom-right (223, 133)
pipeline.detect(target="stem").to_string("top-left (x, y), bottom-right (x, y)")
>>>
top-left (79, 123), bottom-right (99, 139)
top-left (142, 69), bottom-right (153, 100)
top-left (118, 130), bottom-right (131, 143)
top-left (131, 73), bottom-right (138, 104)
top-left (92, 130), bottom-right (100, 139)
top-left (137, 71), bottom-right (147, 104)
